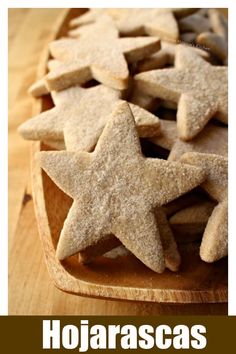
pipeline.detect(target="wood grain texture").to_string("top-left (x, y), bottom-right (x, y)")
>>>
top-left (8, 8), bottom-right (63, 246)
top-left (9, 8), bottom-right (227, 315)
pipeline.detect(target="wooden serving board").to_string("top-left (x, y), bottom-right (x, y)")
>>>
top-left (30, 9), bottom-right (228, 304)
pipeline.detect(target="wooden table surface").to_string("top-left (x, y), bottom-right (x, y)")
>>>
top-left (8, 8), bottom-right (227, 315)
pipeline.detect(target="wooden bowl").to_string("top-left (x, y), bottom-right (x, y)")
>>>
top-left (31, 8), bottom-right (228, 303)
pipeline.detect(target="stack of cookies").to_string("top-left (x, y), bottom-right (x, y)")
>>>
top-left (19, 8), bottom-right (228, 273)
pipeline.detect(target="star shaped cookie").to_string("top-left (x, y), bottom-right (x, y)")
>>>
top-left (46, 17), bottom-right (160, 91)
top-left (135, 45), bottom-right (228, 140)
top-left (18, 85), bottom-right (161, 152)
top-left (38, 102), bottom-right (205, 272)
top-left (69, 8), bottom-right (179, 41)
top-left (69, 8), bottom-right (197, 32)
top-left (181, 152), bottom-right (228, 262)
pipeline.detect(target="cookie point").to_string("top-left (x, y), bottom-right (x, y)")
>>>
top-left (17, 123), bottom-right (26, 137)
top-left (152, 258), bottom-right (166, 273)
top-left (200, 248), bottom-right (214, 263)
top-left (113, 100), bottom-right (132, 117)
top-left (56, 245), bottom-right (66, 261)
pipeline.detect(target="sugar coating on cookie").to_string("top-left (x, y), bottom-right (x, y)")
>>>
top-left (135, 45), bottom-right (228, 141)
top-left (46, 16), bottom-right (160, 91)
top-left (38, 102), bottom-right (205, 272)
top-left (19, 85), bottom-right (161, 151)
